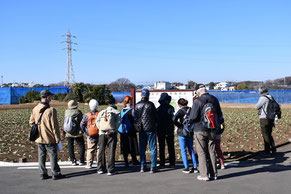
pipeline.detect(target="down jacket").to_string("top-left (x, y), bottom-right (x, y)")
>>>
top-left (134, 97), bottom-right (158, 132)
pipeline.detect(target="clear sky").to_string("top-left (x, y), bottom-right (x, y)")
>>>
top-left (0, 0), bottom-right (290, 85)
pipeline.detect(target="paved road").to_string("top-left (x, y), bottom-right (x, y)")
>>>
top-left (1, 144), bottom-right (291, 194)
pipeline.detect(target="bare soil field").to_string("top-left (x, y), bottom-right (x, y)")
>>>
top-left (0, 102), bottom-right (290, 163)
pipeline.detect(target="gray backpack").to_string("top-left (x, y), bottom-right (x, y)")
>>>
top-left (63, 116), bottom-right (78, 134)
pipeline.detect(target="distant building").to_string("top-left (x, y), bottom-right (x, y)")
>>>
top-left (171, 82), bottom-right (187, 90)
top-left (154, 81), bottom-right (171, 90)
top-left (214, 82), bottom-right (230, 90)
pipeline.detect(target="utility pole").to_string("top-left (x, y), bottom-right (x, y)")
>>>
top-left (61, 30), bottom-right (77, 87)
top-left (1, 75), bottom-right (3, 86)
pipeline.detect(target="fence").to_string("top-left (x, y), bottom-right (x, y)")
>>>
top-left (0, 87), bottom-right (70, 105)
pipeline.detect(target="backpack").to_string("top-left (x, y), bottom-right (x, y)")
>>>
top-left (63, 115), bottom-right (78, 134)
top-left (118, 108), bottom-right (132, 133)
top-left (198, 97), bottom-right (218, 129)
top-left (181, 108), bottom-right (195, 136)
top-left (98, 109), bottom-right (115, 131)
top-left (86, 112), bottom-right (99, 137)
top-left (264, 96), bottom-right (282, 119)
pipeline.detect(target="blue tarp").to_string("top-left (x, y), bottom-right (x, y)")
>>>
top-left (208, 89), bottom-right (291, 104)
top-left (0, 87), bottom-right (70, 105)
top-left (112, 91), bottom-right (131, 103)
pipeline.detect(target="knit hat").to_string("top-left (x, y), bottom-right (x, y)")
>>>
top-left (141, 88), bottom-right (150, 97)
top-left (259, 86), bottom-right (269, 95)
top-left (40, 90), bottom-right (52, 98)
top-left (68, 100), bottom-right (78, 109)
top-left (89, 99), bottom-right (99, 111)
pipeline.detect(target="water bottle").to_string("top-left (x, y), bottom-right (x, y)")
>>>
top-left (274, 115), bottom-right (279, 125)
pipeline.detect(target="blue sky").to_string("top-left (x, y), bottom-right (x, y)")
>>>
top-left (0, 0), bottom-right (290, 85)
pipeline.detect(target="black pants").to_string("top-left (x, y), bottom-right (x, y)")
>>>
top-left (67, 136), bottom-right (85, 163)
top-left (260, 119), bottom-right (276, 154)
top-left (158, 134), bottom-right (175, 166)
top-left (120, 133), bottom-right (138, 163)
top-left (97, 133), bottom-right (117, 172)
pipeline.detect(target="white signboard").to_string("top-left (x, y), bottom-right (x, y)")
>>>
top-left (135, 90), bottom-right (195, 113)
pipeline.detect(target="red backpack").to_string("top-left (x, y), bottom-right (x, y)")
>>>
top-left (86, 112), bottom-right (99, 137)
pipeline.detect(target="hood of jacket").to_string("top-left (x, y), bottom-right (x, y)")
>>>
top-left (65, 109), bottom-right (80, 117)
top-left (158, 93), bottom-right (171, 105)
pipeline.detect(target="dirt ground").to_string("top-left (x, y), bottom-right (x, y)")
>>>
top-left (1, 101), bottom-right (291, 110)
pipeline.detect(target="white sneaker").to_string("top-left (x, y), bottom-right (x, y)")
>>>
top-left (107, 172), bottom-right (115, 176)
top-left (97, 170), bottom-right (104, 174)
top-left (85, 164), bottom-right (92, 169)
top-left (221, 165), bottom-right (225, 169)
top-left (197, 175), bottom-right (209, 181)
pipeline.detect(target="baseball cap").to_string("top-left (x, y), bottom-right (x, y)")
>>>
top-left (40, 90), bottom-right (52, 98)
top-left (141, 88), bottom-right (150, 97)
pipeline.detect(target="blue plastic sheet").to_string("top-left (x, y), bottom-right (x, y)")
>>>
top-left (208, 89), bottom-right (291, 104)
top-left (0, 87), bottom-right (70, 104)
top-left (112, 91), bottom-right (131, 103)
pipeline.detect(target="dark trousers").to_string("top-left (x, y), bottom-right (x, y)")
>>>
top-left (260, 119), bottom-right (276, 154)
top-left (120, 133), bottom-right (138, 163)
top-left (158, 134), bottom-right (175, 166)
top-left (38, 143), bottom-right (61, 176)
top-left (97, 133), bottom-right (117, 172)
top-left (67, 136), bottom-right (85, 163)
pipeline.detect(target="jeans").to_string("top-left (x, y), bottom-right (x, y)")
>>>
top-left (38, 143), bottom-right (61, 176)
top-left (67, 136), bottom-right (85, 163)
top-left (139, 131), bottom-right (157, 168)
top-left (178, 136), bottom-right (197, 169)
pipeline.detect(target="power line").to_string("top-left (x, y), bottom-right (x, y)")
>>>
top-left (61, 30), bottom-right (77, 86)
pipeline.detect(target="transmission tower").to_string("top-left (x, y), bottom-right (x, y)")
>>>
top-left (61, 30), bottom-right (77, 86)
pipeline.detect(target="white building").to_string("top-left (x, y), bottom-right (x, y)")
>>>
top-left (154, 81), bottom-right (171, 90)
top-left (214, 82), bottom-right (230, 90)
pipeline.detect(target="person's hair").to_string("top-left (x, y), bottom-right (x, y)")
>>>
top-left (123, 96), bottom-right (132, 108)
top-left (178, 98), bottom-right (188, 106)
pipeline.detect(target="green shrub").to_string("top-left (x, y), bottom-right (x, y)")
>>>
top-left (63, 93), bottom-right (79, 102)
top-left (25, 90), bottom-right (40, 102)
top-left (18, 96), bottom-right (27, 104)
top-left (52, 93), bottom-right (67, 101)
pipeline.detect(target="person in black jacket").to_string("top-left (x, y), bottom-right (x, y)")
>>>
top-left (189, 86), bottom-right (224, 181)
top-left (173, 98), bottom-right (198, 174)
top-left (157, 93), bottom-right (175, 168)
top-left (133, 89), bottom-right (158, 173)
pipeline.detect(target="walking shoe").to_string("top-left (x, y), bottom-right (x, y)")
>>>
top-left (197, 175), bottom-right (209, 181)
top-left (52, 174), bottom-right (65, 180)
top-left (191, 167), bottom-right (199, 173)
top-left (107, 171), bottom-right (116, 176)
top-left (140, 167), bottom-right (146, 173)
top-left (221, 164), bottom-right (225, 169)
top-left (79, 162), bottom-right (87, 166)
top-left (40, 174), bottom-right (50, 180)
top-left (182, 168), bottom-right (191, 174)
top-left (97, 170), bottom-right (104, 174)
top-left (150, 167), bottom-right (159, 174)
top-left (85, 164), bottom-right (93, 169)
top-left (209, 175), bottom-right (218, 180)
top-left (72, 160), bottom-right (79, 166)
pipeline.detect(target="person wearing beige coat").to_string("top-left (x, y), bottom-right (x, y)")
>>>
top-left (29, 90), bottom-right (63, 180)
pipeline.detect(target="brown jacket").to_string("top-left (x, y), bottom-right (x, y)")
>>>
top-left (29, 103), bottom-right (60, 144)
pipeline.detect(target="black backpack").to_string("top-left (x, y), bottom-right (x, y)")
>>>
top-left (264, 96), bottom-right (282, 119)
top-left (181, 108), bottom-right (195, 136)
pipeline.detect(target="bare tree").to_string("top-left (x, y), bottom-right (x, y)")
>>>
top-left (108, 78), bottom-right (136, 91)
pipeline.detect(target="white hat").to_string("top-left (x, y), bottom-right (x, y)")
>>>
top-left (89, 99), bottom-right (98, 111)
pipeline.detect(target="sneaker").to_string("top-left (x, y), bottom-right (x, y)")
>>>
top-left (72, 161), bottom-right (79, 166)
top-left (197, 175), bottom-right (209, 181)
top-left (52, 174), bottom-right (65, 180)
top-left (85, 164), bottom-right (93, 169)
top-left (150, 167), bottom-right (159, 174)
top-left (182, 168), bottom-right (191, 174)
top-left (209, 175), bottom-right (218, 180)
top-left (140, 167), bottom-right (146, 173)
top-left (191, 167), bottom-right (199, 173)
top-left (97, 170), bottom-right (104, 174)
top-left (107, 172), bottom-right (116, 176)
top-left (40, 174), bottom-right (50, 180)
top-left (79, 162), bottom-right (87, 166)
top-left (221, 164), bottom-right (225, 170)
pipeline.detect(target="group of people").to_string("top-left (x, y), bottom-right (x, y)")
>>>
top-left (29, 85), bottom-right (278, 181)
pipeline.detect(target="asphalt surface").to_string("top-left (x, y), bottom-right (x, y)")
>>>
top-left (0, 143), bottom-right (291, 194)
